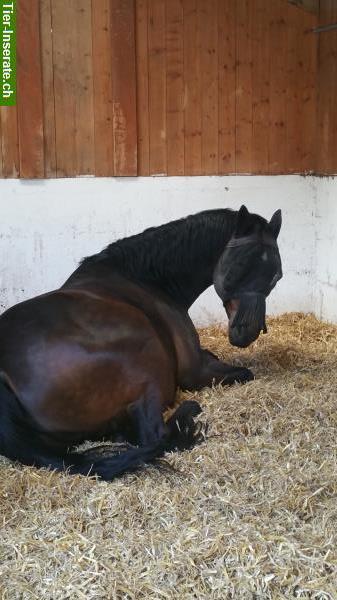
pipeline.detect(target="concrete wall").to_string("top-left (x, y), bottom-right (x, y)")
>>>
top-left (0, 175), bottom-right (333, 325)
top-left (314, 177), bottom-right (337, 323)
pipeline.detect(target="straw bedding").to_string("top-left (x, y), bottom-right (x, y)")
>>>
top-left (0, 313), bottom-right (337, 599)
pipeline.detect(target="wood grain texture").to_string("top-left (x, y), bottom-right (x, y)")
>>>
top-left (0, 107), bottom-right (19, 177)
top-left (218, 0), bottom-right (236, 174)
top-left (251, 0), bottom-right (270, 174)
top-left (52, 0), bottom-right (77, 176)
top-left (111, 0), bottom-right (137, 176)
top-left (40, 0), bottom-right (56, 177)
top-left (199, 0), bottom-right (218, 174)
top-left (183, 0), bottom-right (201, 175)
top-left (74, 0), bottom-right (95, 176)
top-left (17, 0), bottom-right (44, 178)
top-left (92, 0), bottom-right (114, 176)
top-left (166, 0), bottom-right (184, 175)
top-left (136, 0), bottom-right (150, 175)
top-left (235, 0), bottom-right (253, 173)
top-left (268, 0), bottom-right (287, 173)
top-left (317, 0), bottom-right (337, 174)
top-left (148, 0), bottom-right (167, 174)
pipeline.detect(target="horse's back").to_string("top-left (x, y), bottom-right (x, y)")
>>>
top-left (0, 288), bottom-right (176, 434)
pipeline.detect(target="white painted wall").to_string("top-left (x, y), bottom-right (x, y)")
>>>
top-left (314, 177), bottom-right (337, 323)
top-left (0, 175), bottom-right (334, 325)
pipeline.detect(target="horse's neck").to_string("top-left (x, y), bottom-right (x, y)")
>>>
top-left (123, 210), bottom-right (236, 310)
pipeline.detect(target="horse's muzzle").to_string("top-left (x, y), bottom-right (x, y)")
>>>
top-left (225, 293), bottom-right (267, 348)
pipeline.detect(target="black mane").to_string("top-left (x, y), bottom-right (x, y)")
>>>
top-left (80, 209), bottom-right (237, 274)
top-left (76, 208), bottom-right (268, 307)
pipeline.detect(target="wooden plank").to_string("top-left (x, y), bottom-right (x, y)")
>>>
top-left (111, 0), bottom-right (137, 176)
top-left (268, 0), bottom-right (287, 174)
top-left (92, 0), bottom-right (114, 176)
top-left (288, 0), bottom-right (319, 14)
top-left (251, 0), bottom-right (270, 174)
top-left (135, 0), bottom-right (150, 175)
top-left (0, 107), bottom-right (19, 177)
top-left (183, 0), bottom-right (201, 175)
top-left (327, 3), bottom-right (337, 173)
top-left (166, 0), bottom-right (184, 175)
top-left (40, 0), bottom-right (56, 177)
top-left (74, 0), bottom-right (95, 175)
top-left (148, 0), bottom-right (166, 175)
top-left (235, 0), bottom-right (253, 173)
top-left (199, 0), bottom-right (218, 174)
top-left (52, 0), bottom-right (77, 176)
top-left (286, 3), bottom-right (304, 173)
top-left (17, 0), bottom-right (44, 178)
top-left (218, 0), bottom-right (236, 174)
top-left (298, 9), bottom-right (317, 172)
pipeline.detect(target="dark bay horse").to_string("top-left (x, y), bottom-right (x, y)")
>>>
top-left (0, 205), bottom-right (282, 480)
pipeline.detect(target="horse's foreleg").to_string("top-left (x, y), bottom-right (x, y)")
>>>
top-left (181, 349), bottom-right (254, 391)
top-left (127, 391), bottom-right (204, 450)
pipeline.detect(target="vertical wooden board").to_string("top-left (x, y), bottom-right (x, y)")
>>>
top-left (316, 0), bottom-right (332, 172)
top-left (268, 0), bottom-right (287, 173)
top-left (17, 0), bottom-right (44, 178)
top-left (148, 0), bottom-right (166, 175)
top-left (166, 0), bottom-right (184, 175)
top-left (199, 0), bottom-right (218, 174)
top-left (327, 5), bottom-right (337, 173)
top-left (111, 0), bottom-right (137, 176)
top-left (74, 0), bottom-right (95, 175)
top-left (286, 3), bottom-right (304, 173)
top-left (183, 0), bottom-right (201, 175)
top-left (251, 0), bottom-right (270, 174)
top-left (40, 0), bottom-right (56, 177)
top-left (92, 0), bottom-right (114, 176)
top-left (0, 107), bottom-right (19, 177)
top-left (136, 0), bottom-right (150, 175)
top-left (52, 0), bottom-right (77, 176)
top-left (218, 0), bottom-right (236, 174)
top-left (235, 0), bottom-right (253, 173)
top-left (298, 9), bottom-right (317, 173)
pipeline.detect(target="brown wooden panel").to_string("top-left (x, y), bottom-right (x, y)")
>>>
top-left (286, 3), bottom-right (303, 173)
top-left (0, 107), bottom-right (19, 177)
top-left (17, 0), bottom-right (44, 178)
top-left (166, 0), bottom-right (184, 175)
top-left (183, 0), bottom-right (201, 175)
top-left (317, 0), bottom-right (337, 174)
top-left (251, 0), bottom-right (270, 174)
top-left (148, 0), bottom-right (167, 175)
top-left (52, 0), bottom-right (77, 176)
top-left (40, 0), bottom-right (56, 177)
top-left (268, 0), bottom-right (287, 173)
top-left (298, 9), bottom-right (317, 172)
top-left (92, 0), bottom-right (114, 176)
top-left (136, 0), bottom-right (150, 175)
top-left (235, 0), bottom-right (253, 173)
top-left (74, 0), bottom-right (95, 176)
top-left (218, 0), bottom-right (236, 174)
top-left (199, 0), bottom-right (218, 174)
top-left (111, 0), bottom-right (137, 176)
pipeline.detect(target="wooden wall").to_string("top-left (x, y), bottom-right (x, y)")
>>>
top-left (0, 0), bottom-right (324, 178)
top-left (316, 0), bottom-right (337, 174)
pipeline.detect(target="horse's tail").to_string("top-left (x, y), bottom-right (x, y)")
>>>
top-left (0, 376), bottom-right (202, 481)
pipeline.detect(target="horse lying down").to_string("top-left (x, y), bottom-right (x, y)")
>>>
top-left (0, 205), bottom-right (282, 480)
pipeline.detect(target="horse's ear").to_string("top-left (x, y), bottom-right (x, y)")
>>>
top-left (235, 205), bottom-right (250, 236)
top-left (269, 209), bottom-right (282, 239)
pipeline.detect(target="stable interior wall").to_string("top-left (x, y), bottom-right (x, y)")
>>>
top-left (0, 175), bottom-right (323, 326)
top-left (314, 177), bottom-right (337, 322)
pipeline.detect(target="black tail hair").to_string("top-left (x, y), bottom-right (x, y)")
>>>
top-left (0, 378), bottom-right (202, 481)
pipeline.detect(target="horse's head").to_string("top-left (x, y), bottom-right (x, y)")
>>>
top-left (214, 205), bottom-right (283, 348)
